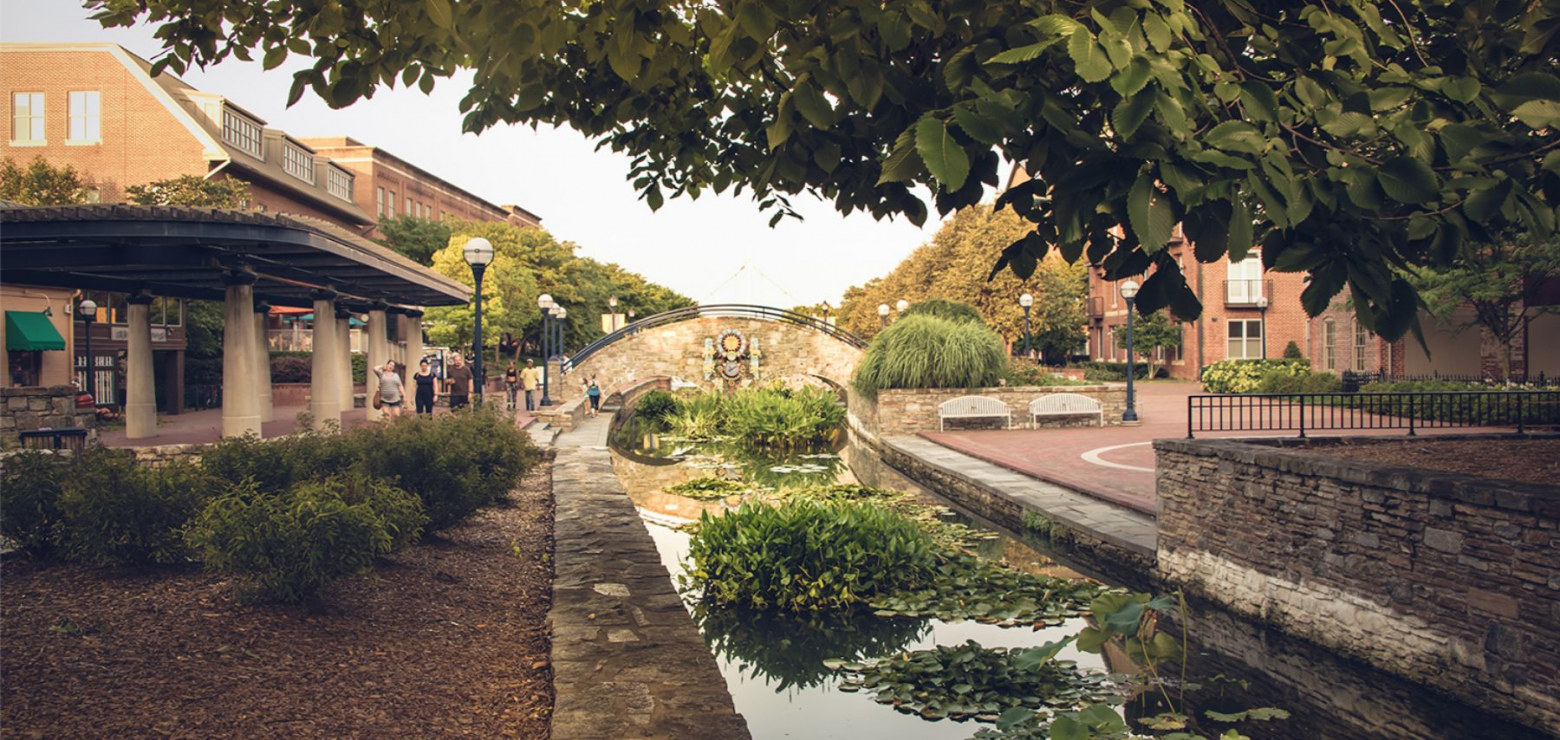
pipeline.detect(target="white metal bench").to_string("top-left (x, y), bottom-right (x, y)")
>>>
top-left (938, 396), bottom-right (1011, 431)
top-left (1029, 393), bottom-right (1104, 427)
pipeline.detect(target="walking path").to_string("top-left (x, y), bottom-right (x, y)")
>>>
top-left (549, 411), bottom-right (751, 739)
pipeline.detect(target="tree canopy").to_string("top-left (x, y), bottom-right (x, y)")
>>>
top-left (95, 0), bottom-right (1560, 340)
top-left (125, 174), bottom-right (250, 207)
top-left (1, 156), bottom-right (89, 205)
top-left (1407, 234), bottom-right (1560, 377)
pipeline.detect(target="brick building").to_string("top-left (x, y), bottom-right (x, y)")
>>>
top-left (1086, 238), bottom-right (1311, 380)
top-left (299, 137), bottom-right (541, 238)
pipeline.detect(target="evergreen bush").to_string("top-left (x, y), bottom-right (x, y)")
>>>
top-left (56, 449), bottom-right (220, 565)
top-left (0, 450), bottom-right (67, 556)
top-left (1200, 359), bottom-right (1311, 393)
top-left (633, 389), bottom-right (678, 423)
top-left (852, 315), bottom-right (1005, 399)
top-left (901, 299), bottom-right (985, 325)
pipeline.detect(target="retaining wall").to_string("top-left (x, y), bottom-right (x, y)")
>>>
top-left (1153, 435), bottom-right (1560, 735)
top-left (848, 384), bottom-right (1128, 436)
top-left (1, 385), bottom-right (97, 443)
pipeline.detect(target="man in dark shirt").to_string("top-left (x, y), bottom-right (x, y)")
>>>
top-left (445, 352), bottom-right (473, 410)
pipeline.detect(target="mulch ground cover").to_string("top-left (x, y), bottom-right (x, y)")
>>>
top-left (1, 459), bottom-right (555, 740)
top-left (1308, 438), bottom-right (1560, 487)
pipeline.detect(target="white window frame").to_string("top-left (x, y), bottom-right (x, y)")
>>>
top-left (282, 142), bottom-right (316, 184)
top-left (67, 91), bottom-right (101, 144)
top-left (1323, 319), bottom-right (1337, 371)
top-left (388, 190), bottom-right (396, 216)
top-left (11, 92), bottom-right (46, 145)
top-left (376, 186), bottom-right (385, 217)
top-left (1227, 319), bottom-right (1263, 360)
top-left (1353, 321), bottom-right (1370, 372)
top-left (327, 167), bottom-right (352, 201)
top-left (1226, 254), bottom-right (1263, 304)
top-left (221, 107), bottom-right (263, 157)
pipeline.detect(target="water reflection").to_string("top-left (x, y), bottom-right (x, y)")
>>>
top-left (697, 607), bottom-right (931, 693)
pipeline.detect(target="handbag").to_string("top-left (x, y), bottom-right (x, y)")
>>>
top-left (372, 389), bottom-right (383, 410)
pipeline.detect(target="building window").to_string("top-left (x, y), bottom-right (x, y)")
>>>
top-left (1323, 319), bottom-right (1337, 370)
top-left (388, 190), bottom-right (396, 216)
top-left (376, 187), bottom-right (385, 217)
top-left (222, 108), bottom-right (263, 157)
top-left (1226, 254), bottom-right (1263, 304)
top-left (1227, 319), bottom-right (1262, 360)
top-left (1353, 321), bottom-right (1370, 372)
top-left (282, 143), bottom-right (315, 184)
top-left (11, 92), bottom-right (45, 144)
top-left (67, 91), bottom-right (100, 143)
top-left (327, 168), bottom-right (352, 201)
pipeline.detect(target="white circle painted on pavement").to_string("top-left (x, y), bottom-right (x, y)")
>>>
top-left (1080, 442), bottom-right (1155, 472)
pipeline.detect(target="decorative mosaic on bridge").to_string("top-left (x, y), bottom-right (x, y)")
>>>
top-left (703, 328), bottom-right (762, 386)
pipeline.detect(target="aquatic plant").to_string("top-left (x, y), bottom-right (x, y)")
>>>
top-left (663, 385), bottom-right (845, 447)
top-left (633, 389), bottom-right (678, 423)
top-left (869, 554), bottom-right (1102, 628)
top-left (830, 638), bottom-right (1112, 722)
top-left (852, 314), bottom-right (1005, 399)
top-left (665, 476), bottom-right (754, 501)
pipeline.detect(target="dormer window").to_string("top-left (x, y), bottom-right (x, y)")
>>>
top-left (221, 107), bottom-right (263, 157)
top-left (283, 142), bottom-right (315, 184)
top-left (327, 167), bottom-right (353, 201)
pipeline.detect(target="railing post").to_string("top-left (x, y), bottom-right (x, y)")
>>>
top-left (1516, 392), bottom-right (1525, 435)
top-left (1187, 395), bottom-right (1193, 438)
top-left (1298, 395), bottom-right (1306, 438)
top-left (1407, 394), bottom-right (1416, 436)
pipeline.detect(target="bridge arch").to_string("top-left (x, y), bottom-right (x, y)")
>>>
top-left (562, 305), bottom-right (866, 402)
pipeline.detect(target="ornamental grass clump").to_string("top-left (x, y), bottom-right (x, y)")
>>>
top-left (901, 299), bottom-right (986, 325)
top-left (852, 314), bottom-right (1005, 399)
top-left (633, 389), bottom-right (678, 423)
top-left (718, 385), bottom-right (844, 447)
top-left (685, 499), bottom-right (939, 612)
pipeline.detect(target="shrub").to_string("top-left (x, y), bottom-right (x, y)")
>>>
top-left (201, 430), bottom-right (357, 494)
top-left (1000, 360), bottom-right (1091, 387)
top-left (852, 315), bottom-right (1005, 399)
top-left (353, 406), bottom-right (538, 530)
top-left (1071, 360), bottom-right (1150, 382)
top-left (1200, 359), bottom-right (1310, 393)
top-left (270, 355), bottom-right (312, 383)
top-left (685, 499), bottom-right (939, 612)
top-left (633, 389), bottom-right (678, 423)
top-left (56, 449), bottom-right (220, 565)
top-left (665, 391), bottom-right (726, 439)
top-left (1282, 341), bottom-right (1304, 360)
top-left (0, 451), bottom-right (67, 556)
top-left (187, 478), bottom-right (415, 602)
top-left (901, 299), bottom-right (985, 325)
top-left (1257, 369), bottom-right (1341, 394)
top-left (718, 385), bottom-right (845, 447)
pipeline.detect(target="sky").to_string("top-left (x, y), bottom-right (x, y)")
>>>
top-left (0, 0), bottom-right (954, 308)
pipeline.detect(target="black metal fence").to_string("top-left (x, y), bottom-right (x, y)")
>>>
top-left (1342, 370), bottom-right (1557, 389)
top-left (1187, 391), bottom-right (1560, 438)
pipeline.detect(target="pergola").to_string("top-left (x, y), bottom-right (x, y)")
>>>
top-left (0, 204), bottom-right (471, 440)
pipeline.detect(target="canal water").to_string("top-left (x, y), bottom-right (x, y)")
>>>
top-left (608, 413), bottom-right (1552, 740)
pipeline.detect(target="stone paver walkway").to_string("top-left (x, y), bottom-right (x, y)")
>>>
top-left (549, 414), bottom-right (750, 739)
top-left (882, 434), bottom-right (1158, 560)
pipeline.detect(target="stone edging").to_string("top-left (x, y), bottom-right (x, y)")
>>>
top-left (549, 447), bottom-right (751, 740)
top-left (1153, 434), bottom-right (1560, 513)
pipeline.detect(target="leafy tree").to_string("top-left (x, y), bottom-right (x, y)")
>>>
top-left (1114, 310), bottom-right (1182, 378)
top-left (1407, 235), bottom-right (1560, 379)
top-left (838, 205), bottom-right (1086, 362)
top-left (0, 156), bottom-right (88, 205)
top-left (378, 215), bottom-right (452, 266)
top-left (125, 175), bottom-right (249, 207)
top-left (902, 299), bottom-right (984, 325)
top-left (97, 0), bottom-right (1560, 340)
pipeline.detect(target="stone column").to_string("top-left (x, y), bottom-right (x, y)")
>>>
top-left (221, 269), bottom-right (262, 438)
top-left (404, 309), bottom-right (424, 374)
top-left (253, 300), bottom-right (274, 423)
top-left (337, 306), bottom-right (355, 412)
top-left (366, 304), bottom-right (389, 421)
top-left (123, 293), bottom-right (158, 439)
top-left (309, 290), bottom-right (341, 429)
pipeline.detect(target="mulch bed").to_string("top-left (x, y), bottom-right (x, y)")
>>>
top-left (1, 458), bottom-right (556, 740)
top-left (1308, 438), bottom-right (1560, 486)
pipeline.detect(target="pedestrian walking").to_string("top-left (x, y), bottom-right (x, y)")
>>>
top-left (371, 360), bottom-right (405, 419)
top-left (504, 361), bottom-right (520, 410)
top-left (520, 359), bottom-right (541, 411)
top-left (413, 360), bottom-right (437, 417)
top-left (445, 352), bottom-right (473, 410)
top-left (586, 375), bottom-right (602, 417)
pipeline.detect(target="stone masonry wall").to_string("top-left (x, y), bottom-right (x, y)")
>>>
top-left (568, 317), bottom-right (863, 401)
top-left (1, 386), bottom-right (97, 444)
top-left (849, 385), bottom-right (1128, 436)
top-left (1153, 436), bottom-right (1560, 735)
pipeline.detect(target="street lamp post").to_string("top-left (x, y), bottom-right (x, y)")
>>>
top-left (821, 301), bottom-right (830, 326)
top-left (896, 299), bottom-right (909, 313)
top-left (538, 293), bottom-right (554, 406)
top-left (878, 303), bottom-right (890, 327)
top-left (608, 295), bottom-right (620, 332)
top-left (1120, 280), bottom-right (1140, 423)
top-left (556, 307), bottom-right (568, 358)
top-left (78, 298), bottom-right (97, 398)
top-left (1256, 295), bottom-right (1269, 359)
top-left (1019, 293), bottom-right (1034, 358)
top-left (463, 237), bottom-right (495, 407)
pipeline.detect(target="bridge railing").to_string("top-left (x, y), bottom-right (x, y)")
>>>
top-left (562, 304), bottom-right (868, 372)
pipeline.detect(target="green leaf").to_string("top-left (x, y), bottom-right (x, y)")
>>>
top-left (792, 82), bottom-right (836, 129)
top-left (915, 115), bottom-right (970, 191)
top-left (1319, 110), bottom-right (1375, 137)
top-left (1128, 174), bottom-right (1176, 251)
top-left (1143, 12), bottom-right (1172, 52)
top-left (1227, 198), bottom-right (1254, 261)
top-left (1067, 32), bottom-right (1113, 83)
top-left (1442, 76), bottom-right (1481, 104)
top-left (1239, 82), bottom-right (1280, 122)
top-left (877, 127), bottom-right (923, 184)
top-left (987, 39), bottom-right (1062, 65)
top-left (952, 105), bottom-right (1002, 145)
top-left (1051, 716), bottom-right (1087, 740)
top-left (1204, 121), bottom-right (1264, 154)
top-left (1112, 92), bottom-right (1156, 140)
top-left (1462, 178), bottom-right (1512, 223)
top-left (1491, 72), bottom-right (1560, 128)
top-left (737, 0), bottom-right (778, 40)
top-left (846, 65), bottom-right (885, 110)
top-left (1437, 123), bottom-right (1484, 163)
top-left (1293, 76), bottom-right (1331, 109)
top-left (262, 46), bottom-right (287, 71)
top-left (1375, 156), bottom-right (1439, 204)
top-left (1368, 86), bottom-right (1413, 111)
top-left (424, 0), bottom-right (453, 30)
top-left (1111, 57), bottom-right (1153, 97)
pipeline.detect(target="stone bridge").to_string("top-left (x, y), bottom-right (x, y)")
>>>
top-left (559, 306), bottom-right (865, 403)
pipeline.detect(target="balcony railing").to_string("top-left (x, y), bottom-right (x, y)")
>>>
top-left (1224, 279), bottom-right (1273, 306)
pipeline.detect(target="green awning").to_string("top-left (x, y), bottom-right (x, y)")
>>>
top-left (298, 312), bottom-right (367, 327)
top-left (5, 311), bottom-right (66, 351)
